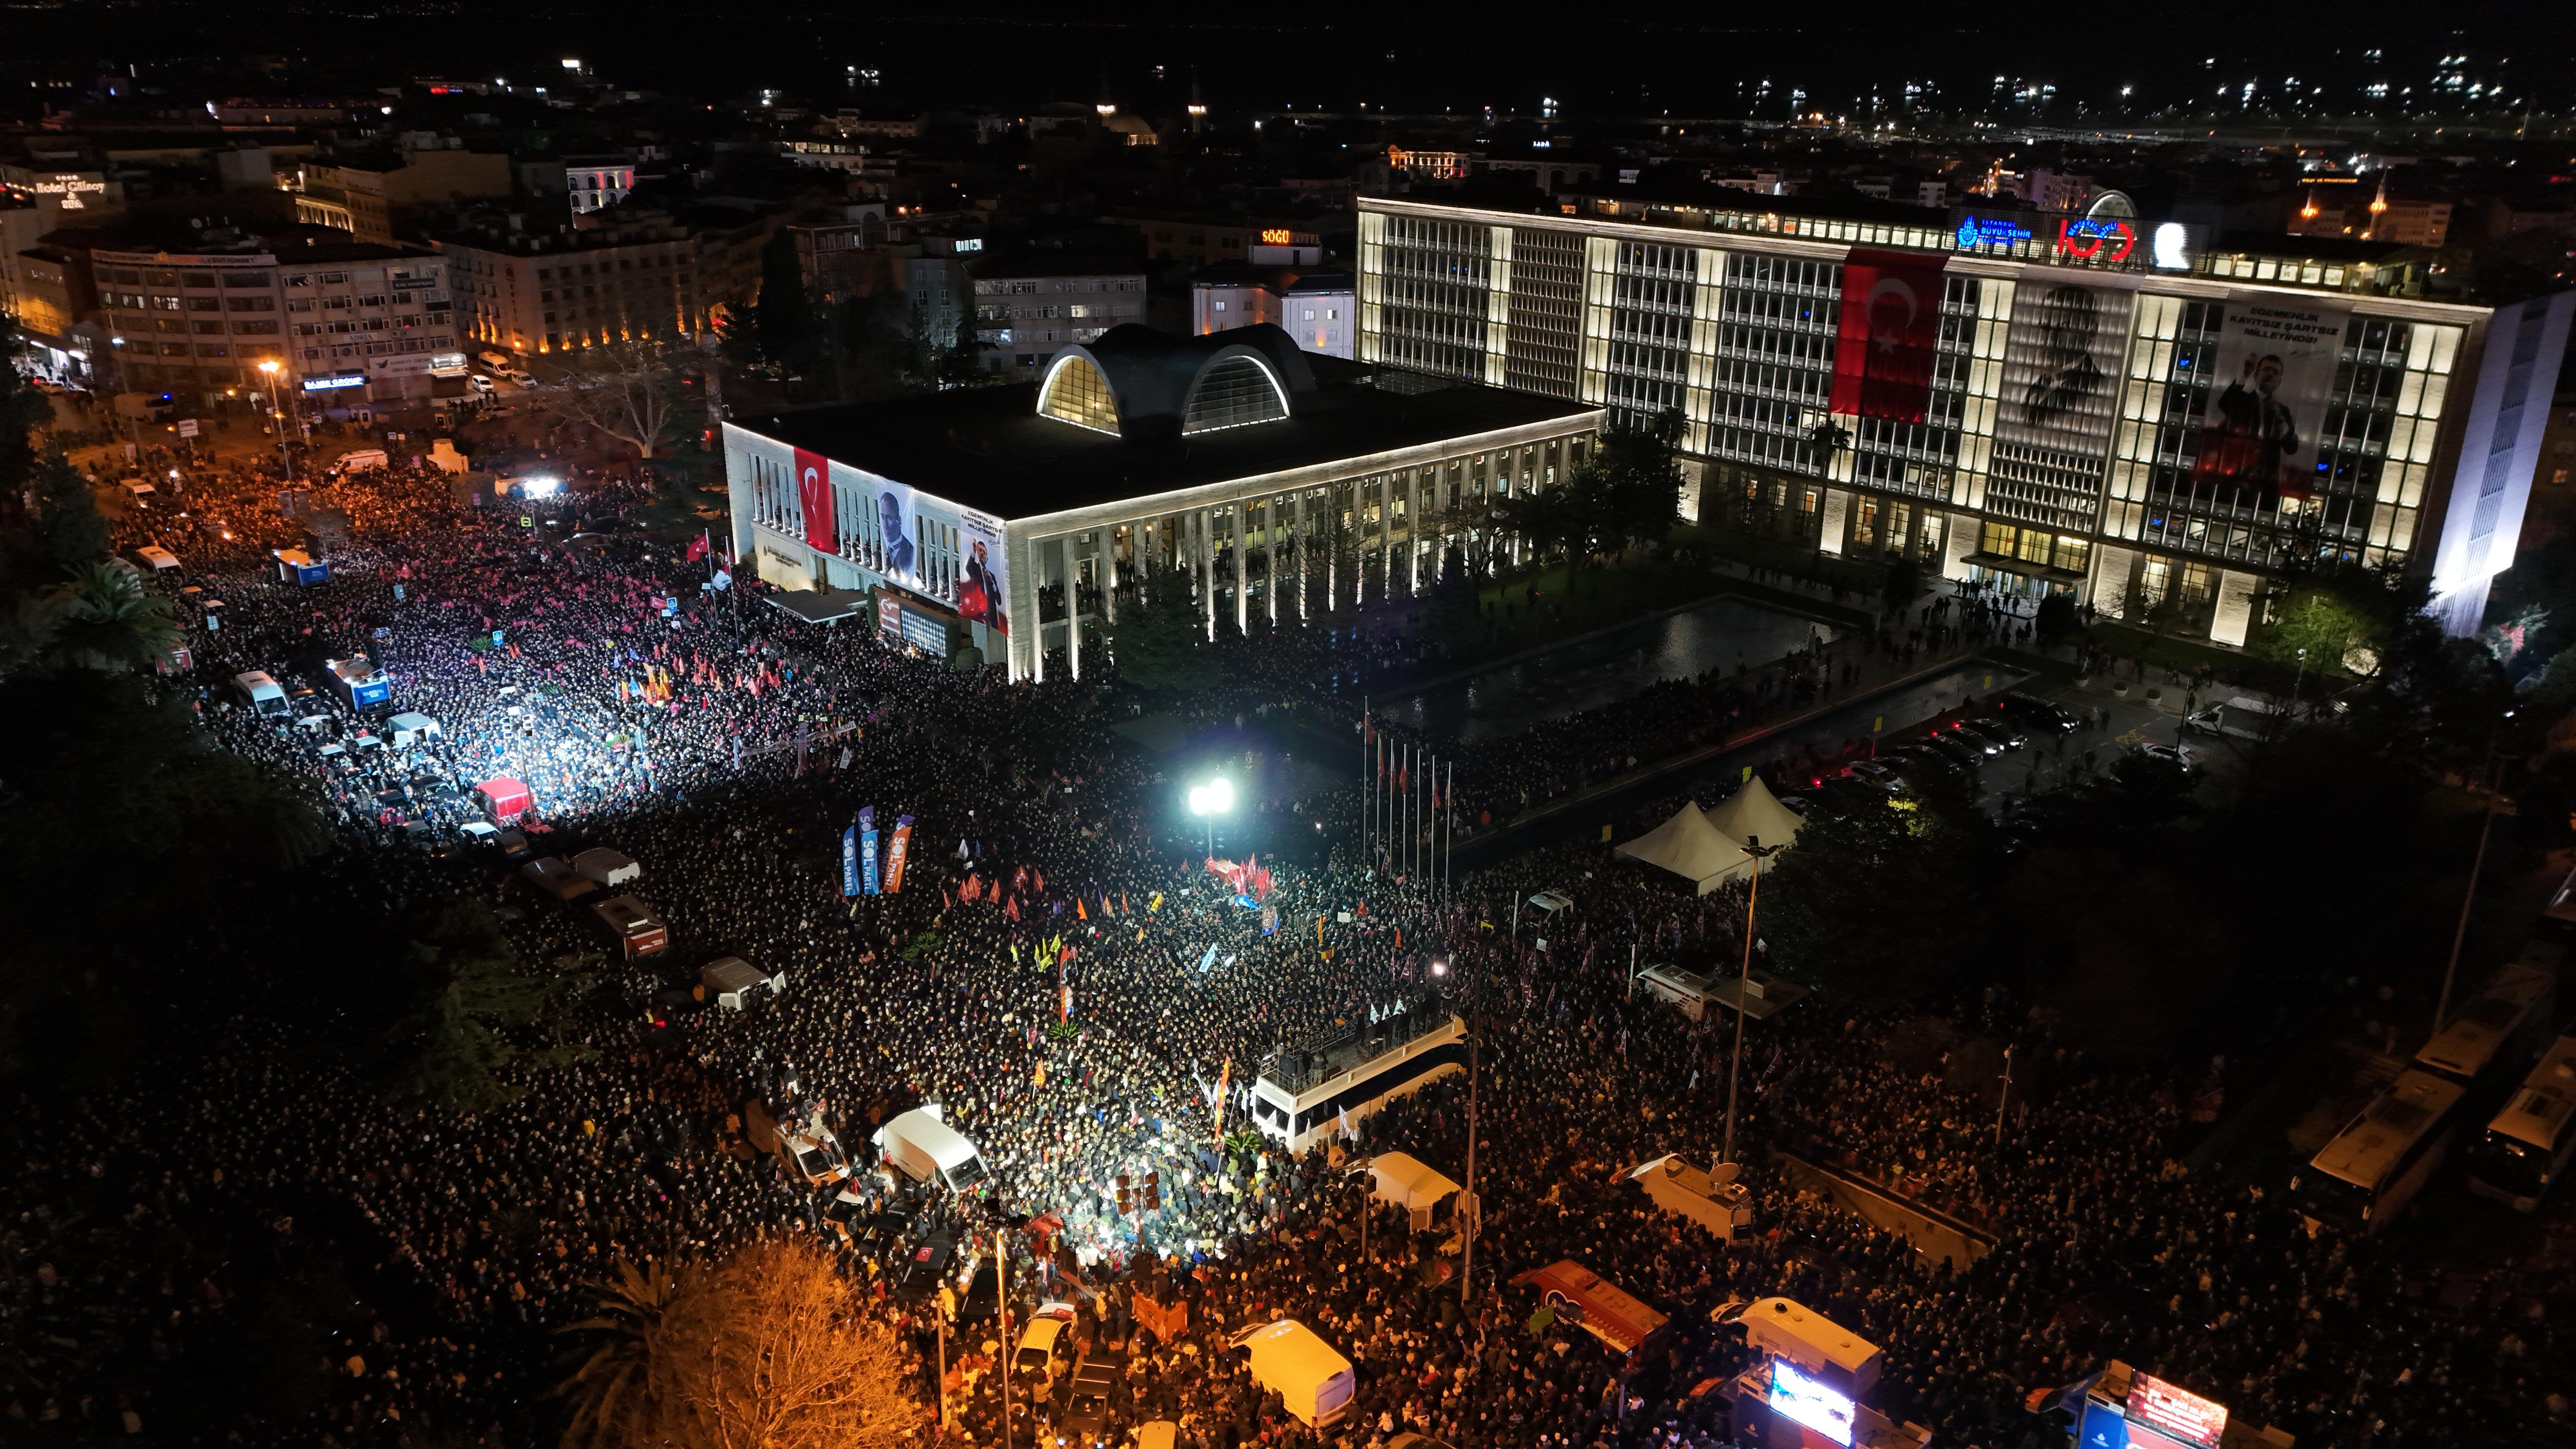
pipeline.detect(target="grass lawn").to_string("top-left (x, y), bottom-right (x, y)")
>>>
top-left (2088, 621), bottom-right (2312, 696)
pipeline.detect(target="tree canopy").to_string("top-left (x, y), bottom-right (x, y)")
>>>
top-left (1106, 580), bottom-right (1222, 694)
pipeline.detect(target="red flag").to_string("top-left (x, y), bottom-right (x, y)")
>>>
top-left (794, 448), bottom-right (836, 553)
top-left (1830, 248), bottom-right (1948, 424)
top-left (1006, 895), bottom-right (1021, 922)
top-left (686, 532), bottom-right (710, 563)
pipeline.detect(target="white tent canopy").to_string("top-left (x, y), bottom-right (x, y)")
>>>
top-left (1364, 1152), bottom-right (1462, 1229)
top-left (1614, 802), bottom-right (1754, 895)
top-left (1705, 776), bottom-right (1805, 852)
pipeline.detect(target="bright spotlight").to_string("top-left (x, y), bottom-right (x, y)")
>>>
top-left (1431, 959), bottom-right (1448, 977)
top-left (519, 476), bottom-right (561, 499)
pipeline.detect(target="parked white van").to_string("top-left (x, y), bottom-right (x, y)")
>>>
top-left (1229, 1320), bottom-right (1355, 1427)
top-left (874, 1105), bottom-right (991, 1192)
top-left (571, 847), bottom-right (641, 888)
top-left (701, 956), bottom-right (784, 1010)
top-left (232, 670), bottom-right (290, 718)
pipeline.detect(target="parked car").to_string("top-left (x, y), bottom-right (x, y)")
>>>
top-left (1841, 761), bottom-right (1907, 795)
top-left (1915, 734), bottom-right (1985, 771)
top-left (2132, 742), bottom-right (2200, 774)
top-left (1997, 692), bottom-right (2080, 732)
top-left (822, 1184), bottom-right (870, 1246)
top-left (1887, 747), bottom-right (1966, 783)
top-left (776, 1127), bottom-right (850, 1187)
top-left (1061, 1351), bottom-right (1122, 1442)
top-left (1938, 720), bottom-right (2002, 757)
top-left (1957, 716), bottom-right (2026, 751)
top-left (1015, 1302), bottom-right (1080, 1383)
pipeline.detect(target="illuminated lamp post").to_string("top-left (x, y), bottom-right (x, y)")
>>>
top-left (1186, 776), bottom-right (1234, 858)
top-left (257, 359), bottom-right (294, 482)
top-left (1721, 834), bottom-right (1788, 1167)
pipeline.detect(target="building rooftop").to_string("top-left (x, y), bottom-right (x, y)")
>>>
top-left (963, 250), bottom-right (1146, 279)
top-left (1373, 184), bottom-right (2454, 294)
top-left (43, 220), bottom-right (440, 264)
top-left (737, 333), bottom-right (1593, 522)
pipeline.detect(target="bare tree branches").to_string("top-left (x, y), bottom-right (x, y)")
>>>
top-left (552, 1241), bottom-right (924, 1449)
top-left (668, 1239), bottom-right (925, 1449)
top-left (535, 339), bottom-right (690, 458)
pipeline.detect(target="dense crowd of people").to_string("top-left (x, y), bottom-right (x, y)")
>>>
top-left (6, 456), bottom-right (2569, 1449)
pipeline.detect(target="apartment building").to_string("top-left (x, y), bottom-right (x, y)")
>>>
top-left (66, 225), bottom-right (463, 404)
top-left (904, 242), bottom-right (1149, 376)
top-left (438, 202), bottom-right (783, 356)
top-left (441, 228), bottom-right (704, 356)
top-left (293, 147), bottom-right (513, 246)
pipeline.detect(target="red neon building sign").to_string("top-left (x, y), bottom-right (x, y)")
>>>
top-left (2055, 217), bottom-right (2136, 264)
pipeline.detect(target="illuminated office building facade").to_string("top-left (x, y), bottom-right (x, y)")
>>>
top-left (1357, 192), bottom-right (2574, 642)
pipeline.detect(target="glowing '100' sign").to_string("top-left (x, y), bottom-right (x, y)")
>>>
top-left (2056, 216), bottom-right (2137, 264)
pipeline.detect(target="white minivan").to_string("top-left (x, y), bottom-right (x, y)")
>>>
top-left (232, 670), bottom-right (290, 718)
top-left (873, 1105), bottom-right (991, 1192)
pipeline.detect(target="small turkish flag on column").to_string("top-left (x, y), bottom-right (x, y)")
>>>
top-left (1830, 248), bottom-right (1949, 424)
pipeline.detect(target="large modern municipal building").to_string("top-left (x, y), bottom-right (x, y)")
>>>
top-left (1355, 187), bottom-right (2570, 643)
top-left (722, 324), bottom-right (1598, 681)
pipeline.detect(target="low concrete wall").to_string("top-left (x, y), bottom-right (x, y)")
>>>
top-left (1773, 1152), bottom-right (1997, 1267)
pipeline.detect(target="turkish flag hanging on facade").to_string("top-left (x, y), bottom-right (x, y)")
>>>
top-left (794, 447), bottom-right (836, 554)
top-left (1829, 248), bottom-right (1948, 424)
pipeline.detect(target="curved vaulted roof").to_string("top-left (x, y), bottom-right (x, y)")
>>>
top-left (1037, 323), bottom-right (1318, 441)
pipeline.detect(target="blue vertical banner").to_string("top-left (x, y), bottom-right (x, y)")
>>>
top-left (841, 818), bottom-right (860, 898)
top-left (858, 806), bottom-right (881, 896)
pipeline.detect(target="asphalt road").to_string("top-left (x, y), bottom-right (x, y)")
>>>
top-left (1452, 658), bottom-right (2029, 868)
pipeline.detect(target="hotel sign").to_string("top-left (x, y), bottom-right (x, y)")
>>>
top-left (9, 172), bottom-right (110, 210)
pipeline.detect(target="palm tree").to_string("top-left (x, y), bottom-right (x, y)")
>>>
top-left (553, 1258), bottom-right (689, 1449)
top-left (48, 563), bottom-right (178, 672)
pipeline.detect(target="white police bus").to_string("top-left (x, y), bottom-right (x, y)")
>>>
top-left (2413, 958), bottom-right (2556, 1100)
top-left (2291, 1068), bottom-right (2466, 1236)
top-left (2464, 1036), bottom-right (2576, 1212)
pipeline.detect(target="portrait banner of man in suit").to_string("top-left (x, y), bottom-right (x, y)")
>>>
top-left (2190, 301), bottom-right (2350, 510)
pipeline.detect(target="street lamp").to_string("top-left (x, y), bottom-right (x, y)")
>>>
top-left (2436, 710), bottom-right (2517, 1033)
top-left (256, 359), bottom-right (294, 482)
top-left (1722, 834), bottom-right (1788, 1168)
top-left (1186, 776), bottom-right (1234, 857)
